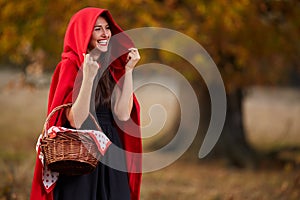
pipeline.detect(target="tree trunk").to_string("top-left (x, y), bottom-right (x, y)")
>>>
top-left (211, 88), bottom-right (258, 168)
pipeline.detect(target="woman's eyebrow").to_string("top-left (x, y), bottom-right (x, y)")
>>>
top-left (94, 24), bottom-right (109, 27)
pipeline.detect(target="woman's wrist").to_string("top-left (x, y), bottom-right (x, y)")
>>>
top-left (125, 65), bottom-right (134, 72)
top-left (82, 74), bottom-right (96, 84)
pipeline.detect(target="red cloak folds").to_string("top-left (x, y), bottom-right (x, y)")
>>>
top-left (30, 7), bottom-right (142, 200)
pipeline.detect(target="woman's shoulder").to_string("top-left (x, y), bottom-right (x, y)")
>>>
top-left (53, 58), bottom-right (80, 76)
top-left (59, 58), bottom-right (80, 70)
top-left (51, 58), bottom-right (80, 83)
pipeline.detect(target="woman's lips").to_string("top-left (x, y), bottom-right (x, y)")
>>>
top-left (97, 39), bottom-right (108, 46)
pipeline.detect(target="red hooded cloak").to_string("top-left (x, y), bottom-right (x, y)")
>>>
top-left (30, 7), bottom-right (142, 200)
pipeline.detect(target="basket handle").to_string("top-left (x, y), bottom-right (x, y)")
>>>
top-left (42, 103), bottom-right (103, 138)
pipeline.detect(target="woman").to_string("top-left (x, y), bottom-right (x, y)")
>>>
top-left (30, 7), bottom-right (142, 200)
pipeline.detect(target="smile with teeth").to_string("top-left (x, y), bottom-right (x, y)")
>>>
top-left (98, 39), bottom-right (108, 46)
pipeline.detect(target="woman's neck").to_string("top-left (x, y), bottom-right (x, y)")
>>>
top-left (88, 48), bottom-right (102, 61)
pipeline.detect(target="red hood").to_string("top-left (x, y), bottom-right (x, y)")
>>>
top-left (62, 7), bottom-right (133, 67)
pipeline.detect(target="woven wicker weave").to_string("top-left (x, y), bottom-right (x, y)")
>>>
top-left (40, 103), bottom-right (101, 176)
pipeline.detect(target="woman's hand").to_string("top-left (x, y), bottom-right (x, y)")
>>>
top-left (83, 53), bottom-right (100, 81)
top-left (125, 48), bottom-right (140, 71)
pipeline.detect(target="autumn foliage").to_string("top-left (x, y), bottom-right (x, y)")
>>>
top-left (1, 0), bottom-right (299, 88)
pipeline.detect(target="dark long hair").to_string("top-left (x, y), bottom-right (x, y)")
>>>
top-left (94, 45), bottom-right (116, 109)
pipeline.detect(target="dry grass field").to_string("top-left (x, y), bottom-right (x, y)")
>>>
top-left (0, 70), bottom-right (299, 200)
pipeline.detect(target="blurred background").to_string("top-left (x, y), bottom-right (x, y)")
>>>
top-left (0, 0), bottom-right (300, 199)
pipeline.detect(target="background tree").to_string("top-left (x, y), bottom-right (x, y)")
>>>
top-left (105, 0), bottom-right (300, 168)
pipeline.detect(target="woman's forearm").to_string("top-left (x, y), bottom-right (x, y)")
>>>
top-left (67, 76), bottom-right (94, 128)
top-left (114, 68), bottom-right (134, 121)
top-left (67, 54), bottom-right (99, 128)
top-left (113, 48), bottom-right (140, 121)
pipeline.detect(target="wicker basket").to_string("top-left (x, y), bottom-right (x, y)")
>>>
top-left (40, 103), bottom-right (101, 176)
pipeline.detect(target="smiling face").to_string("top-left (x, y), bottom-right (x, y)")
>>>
top-left (88, 16), bottom-right (111, 55)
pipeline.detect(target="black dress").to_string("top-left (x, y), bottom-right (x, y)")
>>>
top-left (54, 106), bottom-right (131, 200)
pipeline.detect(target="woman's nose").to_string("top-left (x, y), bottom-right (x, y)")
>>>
top-left (102, 29), bottom-right (109, 37)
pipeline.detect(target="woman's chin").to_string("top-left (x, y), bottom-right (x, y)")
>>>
top-left (96, 44), bottom-right (108, 53)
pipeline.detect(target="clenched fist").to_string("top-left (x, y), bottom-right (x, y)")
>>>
top-left (82, 53), bottom-right (100, 81)
top-left (125, 48), bottom-right (140, 71)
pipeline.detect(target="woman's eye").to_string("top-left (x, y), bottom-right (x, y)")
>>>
top-left (94, 26), bottom-right (110, 32)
